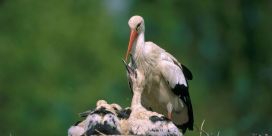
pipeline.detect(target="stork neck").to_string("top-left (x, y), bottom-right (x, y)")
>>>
top-left (131, 32), bottom-right (145, 59)
top-left (131, 91), bottom-right (143, 110)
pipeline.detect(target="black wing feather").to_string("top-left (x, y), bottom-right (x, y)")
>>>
top-left (181, 64), bottom-right (193, 80)
top-left (172, 84), bottom-right (194, 133)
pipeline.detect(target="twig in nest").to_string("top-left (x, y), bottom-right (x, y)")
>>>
top-left (95, 129), bottom-right (106, 136)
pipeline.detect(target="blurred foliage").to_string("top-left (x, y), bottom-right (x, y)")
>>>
top-left (0, 0), bottom-right (271, 135)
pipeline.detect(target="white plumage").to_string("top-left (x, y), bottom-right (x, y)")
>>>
top-left (68, 121), bottom-right (85, 136)
top-left (125, 15), bottom-right (194, 133)
top-left (68, 100), bottom-right (123, 136)
top-left (124, 60), bottom-right (182, 136)
top-left (68, 61), bottom-right (184, 135)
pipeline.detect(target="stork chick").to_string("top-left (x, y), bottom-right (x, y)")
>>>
top-left (68, 100), bottom-right (123, 136)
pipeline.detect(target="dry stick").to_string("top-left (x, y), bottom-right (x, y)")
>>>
top-left (200, 119), bottom-right (205, 136)
top-left (200, 120), bottom-right (209, 136)
top-left (194, 119), bottom-right (210, 136)
top-left (95, 129), bottom-right (106, 136)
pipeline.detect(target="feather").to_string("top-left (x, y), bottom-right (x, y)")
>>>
top-left (159, 54), bottom-right (194, 132)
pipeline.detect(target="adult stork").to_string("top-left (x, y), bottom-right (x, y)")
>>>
top-left (125, 15), bottom-right (194, 133)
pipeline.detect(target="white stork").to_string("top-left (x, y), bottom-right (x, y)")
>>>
top-left (125, 15), bottom-right (194, 133)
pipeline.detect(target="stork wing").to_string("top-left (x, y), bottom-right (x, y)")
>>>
top-left (159, 53), bottom-right (194, 132)
top-left (159, 52), bottom-right (193, 87)
top-left (159, 59), bottom-right (188, 88)
top-left (163, 52), bottom-right (193, 80)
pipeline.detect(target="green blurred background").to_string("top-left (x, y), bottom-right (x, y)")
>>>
top-left (0, 0), bottom-right (271, 135)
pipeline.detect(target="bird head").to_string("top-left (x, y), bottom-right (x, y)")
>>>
top-left (125, 15), bottom-right (145, 61)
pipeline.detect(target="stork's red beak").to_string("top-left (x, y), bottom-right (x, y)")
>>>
top-left (125, 29), bottom-right (138, 61)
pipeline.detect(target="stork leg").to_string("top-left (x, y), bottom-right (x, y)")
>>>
top-left (167, 103), bottom-right (173, 120)
top-left (167, 112), bottom-right (172, 120)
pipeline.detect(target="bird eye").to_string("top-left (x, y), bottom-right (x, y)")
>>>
top-left (136, 23), bottom-right (141, 31)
